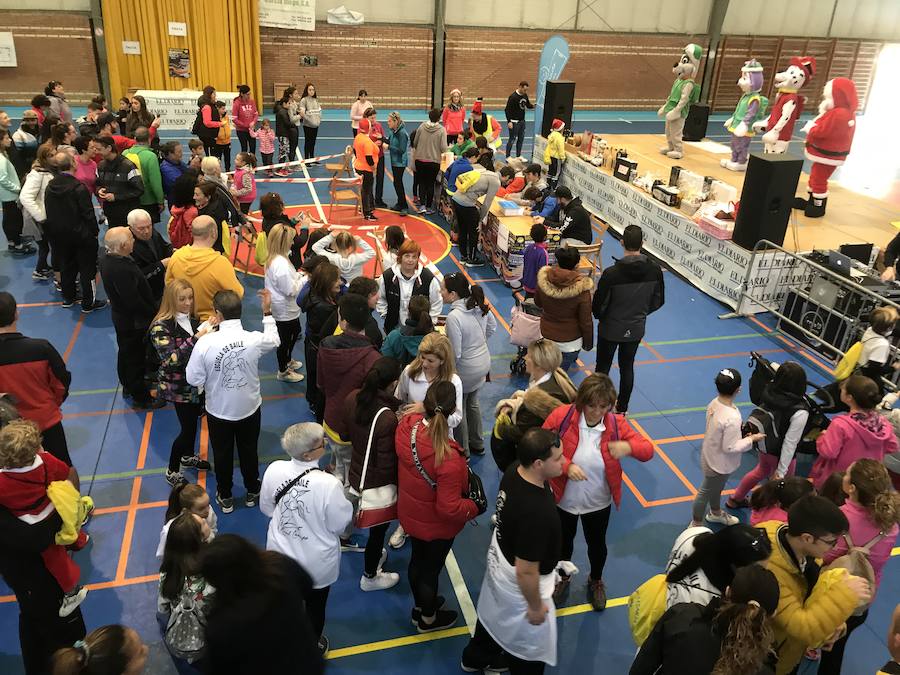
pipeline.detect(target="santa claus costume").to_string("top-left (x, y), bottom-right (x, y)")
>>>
top-left (759, 56), bottom-right (816, 154)
top-left (800, 77), bottom-right (858, 218)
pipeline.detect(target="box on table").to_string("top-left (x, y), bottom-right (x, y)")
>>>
top-left (497, 200), bottom-right (525, 216)
top-left (697, 214), bottom-right (735, 240)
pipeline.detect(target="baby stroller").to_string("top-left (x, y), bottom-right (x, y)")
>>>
top-left (747, 351), bottom-right (832, 454)
top-left (509, 296), bottom-right (543, 375)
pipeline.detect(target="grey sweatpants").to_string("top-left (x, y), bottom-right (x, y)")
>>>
top-left (691, 457), bottom-right (730, 522)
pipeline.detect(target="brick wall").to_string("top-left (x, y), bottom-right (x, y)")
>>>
top-left (444, 27), bottom-right (709, 110)
top-left (259, 22), bottom-right (433, 112)
top-left (0, 11), bottom-right (100, 106)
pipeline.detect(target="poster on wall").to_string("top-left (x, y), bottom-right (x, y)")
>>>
top-left (168, 49), bottom-right (190, 78)
top-left (259, 0), bottom-right (316, 32)
top-left (0, 32), bottom-right (16, 67)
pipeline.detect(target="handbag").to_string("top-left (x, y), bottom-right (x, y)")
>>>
top-left (509, 304), bottom-right (543, 347)
top-left (411, 422), bottom-right (487, 516)
top-left (352, 407), bottom-right (398, 528)
top-left (164, 579), bottom-right (209, 662)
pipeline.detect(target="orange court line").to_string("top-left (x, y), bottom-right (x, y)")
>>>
top-left (641, 340), bottom-right (665, 361)
top-left (634, 348), bottom-right (784, 367)
top-left (747, 315), bottom-right (835, 374)
top-left (62, 313), bottom-right (85, 362)
top-left (621, 471), bottom-right (650, 508)
top-left (115, 412), bottom-right (153, 582)
top-left (0, 573), bottom-right (161, 603)
top-left (92, 500), bottom-right (167, 516)
top-left (645, 488), bottom-right (735, 508)
top-left (630, 418), bottom-right (698, 496)
top-left (198, 416), bottom-right (209, 490)
top-left (655, 433), bottom-right (705, 445)
top-left (449, 252), bottom-right (512, 334)
top-left (17, 301), bottom-right (64, 308)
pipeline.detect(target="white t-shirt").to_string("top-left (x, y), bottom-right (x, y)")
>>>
top-left (558, 415), bottom-right (610, 514)
top-left (312, 233), bottom-right (375, 282)
top-left (860, 326), bottom-right (891, 367)
top-left (264, 254), bottom-right (303, 322)
top-left (395, 369), bottom-right (463, 431)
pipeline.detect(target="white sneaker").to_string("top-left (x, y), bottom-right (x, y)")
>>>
top-left (277, 369), bottom-right (305, 383)
top-left (360, 571), bottom-right (401, 592)
top-left (60, 586), bottom-right (88, 617)
top-left (705, 511), bottom-right (739, 526)
top-left (287, 359), bottom-right (303, 371)
top-left (388, 524), bottom-right (407, 549)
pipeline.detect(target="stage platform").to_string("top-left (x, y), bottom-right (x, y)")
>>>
top-left (597, 133), bottom-right (898, 254)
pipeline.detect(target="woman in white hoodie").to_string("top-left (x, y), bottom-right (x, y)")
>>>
top-left (19, 144), bottom-right (55, 278)
top-left (442, 273), bottom-right (495, 456)
top-left (312, 231), bottom-right (375, 282)
top-left (265, 225), bottom-right (306, 383)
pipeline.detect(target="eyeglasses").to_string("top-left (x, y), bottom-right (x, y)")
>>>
top-left (815, 536), bottom-right (839, 548)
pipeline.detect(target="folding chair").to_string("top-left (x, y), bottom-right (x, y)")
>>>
top-left (567, 241), bottom-right (604, 282)
top-left (325, 145), bottom-right (354, 179)
top-left (329, 176), bottom-right (362, 220)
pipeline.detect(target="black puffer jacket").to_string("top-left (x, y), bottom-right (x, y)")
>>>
top-left (592, 253), bottom-right (664, 342)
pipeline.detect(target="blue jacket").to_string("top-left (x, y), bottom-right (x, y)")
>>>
top-left (445, 156), bottom-right (473, 196)
top-left (160, 159), bottom-right (187, 202)
top-left (385, 123), bottom-right (410, 167)
top-left (532, 195), bottom-right (559, 219)
top-left (522, 242), bottom-right (550, 294)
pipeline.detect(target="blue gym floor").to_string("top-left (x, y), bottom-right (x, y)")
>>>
top-left (0, 114), bottom-right (897, 674)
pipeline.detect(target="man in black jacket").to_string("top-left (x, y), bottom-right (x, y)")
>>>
top-left (94, 135), bottom-right (143, 227)
top-left (127, 208), bottom-right (172, 302)
top-left (504, 81), bottom-right (534, 158)
top-left (537, 186), bottom-right (592, 245)
top-left (44, 152), bottom-right (106, 313)
top-left (592, 225), bottom-right (665, 413)
top-left (98, 227), bottom-right (163, 409)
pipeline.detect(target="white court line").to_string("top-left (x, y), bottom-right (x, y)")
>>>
top-left (445, 549), bottom-right (477, 635)
top-left (298, 148), bottom-right (327, 223)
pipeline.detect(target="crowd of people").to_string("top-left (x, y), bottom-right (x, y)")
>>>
top-left (0, 79), bottom-right (898, 675)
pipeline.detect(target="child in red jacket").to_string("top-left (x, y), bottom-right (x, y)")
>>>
top-left (0, 420), bottom-right (91, 617)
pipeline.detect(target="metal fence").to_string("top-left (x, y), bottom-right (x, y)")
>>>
top-left (729, 240), bottom-right (900, 370)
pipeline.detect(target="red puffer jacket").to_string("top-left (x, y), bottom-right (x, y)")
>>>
top-left (542, 404), bottom-right (654, 508)
top-left (395, 413), bottom-right (477, 540)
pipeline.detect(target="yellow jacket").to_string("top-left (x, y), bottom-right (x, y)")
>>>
top-left (543, 130), bottom-right (566, 163)
top-left (760, 520), bottom-right (860, 674)
top-left (165, 246), bottom-right (244, 320)
top-left (216, 114), bottom-right (232, 145)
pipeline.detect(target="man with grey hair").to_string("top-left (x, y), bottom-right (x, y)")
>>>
top-left (260, 422), bottom-right (353, 656)
top-left (99, 227), bottom-right (162, 409)
top-left (127, 208), bottom-right (172, 302)
top-left (165, 214), bottom-right (244, 320)
top-left (44, 151), bottom-right (106, 313)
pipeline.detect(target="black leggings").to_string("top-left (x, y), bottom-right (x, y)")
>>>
top-left (360, 170), bottom-right (374, 217)
top-left (408, 536), bottom-right (454, 617)
top-left (2, 200), bottom-right (23, 246)
top-left (454, 201), bottom-right (480, 260)
top-left (595, 338), bottom-right (641, 413)
top-left (214, 144), bottom-right (231, 171)
top-left (364, 522), bottom-right (390, 576)
top-left (275, 318), bottom-right (301, 372)
top-left (304, 338), bottom-right (323, 421)
top-left (306, 585), bottom-right (330, 639)
top-left (817, 609), bottom-right (868, 675)
top-left (558, 505), bottom-right (611, 581)
top-left (303, 125), bottom-right (318, 159)
top-left (169, 401), bottom-right (203, 472)
top-left (415, 160), bottom-right (439, 208)
top-left (391, 164), bottom-right (407, 209)
top-left (236, 129), bottom-right (255, 154)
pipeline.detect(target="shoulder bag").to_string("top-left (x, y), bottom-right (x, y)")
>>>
top-left (411, 422), bottom-right (487, 515)
top-left (352, 407), bottom-right (398, 528)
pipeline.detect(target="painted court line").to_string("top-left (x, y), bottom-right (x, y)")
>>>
top-left (445, 550), bottom-right (478, 635)
top-left (630, 419), bottom-right (697, 496)
top-left (62, 313), bottom-right (85, 362)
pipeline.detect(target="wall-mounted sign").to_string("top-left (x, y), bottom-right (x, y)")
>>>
top-left (168, 48), bottom-right (190, 78)
top-left (0, 32), bottom-right (16, 67)
top-left (122, 40), bottom-right (141, 55)
top-left (168, 22), bottom-right (187, 37)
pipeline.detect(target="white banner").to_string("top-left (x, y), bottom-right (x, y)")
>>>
top-left (534, 138), bottom-right (811, 314)
top-left (135, 89), bottom-right (237, 132)
top-left (259, 0), bottom-right (316, 31)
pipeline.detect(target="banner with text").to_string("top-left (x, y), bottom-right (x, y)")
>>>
top-left (135, 90), bottom-right (237, 132)
top-left (259, 0), bottom-right (316, 31)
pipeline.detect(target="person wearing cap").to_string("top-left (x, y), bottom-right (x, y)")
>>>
top-left (505, 81), bottom-right (534, 158)
top-left (469, 100), bottom-right (502, 152)
top-left (543, 119), bottom-right (567, 190)
top-left (231, 84), bottom-right (259, 154)
top-left (441, 89), bottom-right (467, 146)
top-left (13, 111), bottom-right (41, 180)
top-left (538, 187), bottom-right (592, 246)
top-left (353, 118), bottom-right (379, 221)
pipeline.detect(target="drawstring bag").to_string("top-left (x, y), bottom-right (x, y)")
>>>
top-left (254, 230), bottom-right (268, 267)
top-left (46, 479), bottom-right (93, 546)
top-left (164, 581), bottom-right (209, 662)
top-left (628, 574), bottom-right (667, 646)
top-left (220, 220), bottom-right (232, 258)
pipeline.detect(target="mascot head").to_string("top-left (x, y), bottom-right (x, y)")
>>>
top-left (774, 56), bottom-right (816, 92)
top-left (674, 44), bottom-right (703, 78)
top-left (819, 77), bottom-right (858, 118)
top-left (738, 59), bottom-right (764, 94)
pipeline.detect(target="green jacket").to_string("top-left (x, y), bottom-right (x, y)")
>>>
top-left (663, 78), bottom-right (699, 118)
top-left (123, 144), bottom-right (163, 206)
top-left (0, 153), bottom-right (20, 202)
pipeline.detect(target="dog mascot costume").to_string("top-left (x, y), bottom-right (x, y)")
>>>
top-left (755, 56), bottom-right (817, 154)
top-left (658, 43), bottom-right (703, 160)
top-left (721, 59), bottom-right (767, 172)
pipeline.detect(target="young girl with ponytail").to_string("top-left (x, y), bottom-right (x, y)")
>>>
top-left (395, 381), bottom-right (480, 633)
top-left (52, 625), bottom-right (148, 675)
top-left (818, 459), bottom-right (900, 674)
top-left (631, 564), bottom-right (780, 675)
top-left (441, 273), bottom-right (496, 456)
top-left (345, 357), bottom-right (404, 591)
top-left (749, 476), bottom-right (816, 526)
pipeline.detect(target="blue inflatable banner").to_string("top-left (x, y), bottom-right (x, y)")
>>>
top-left (533, 35), bottom-right (571, 140)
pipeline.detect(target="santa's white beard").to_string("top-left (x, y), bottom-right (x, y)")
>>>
top-left (819, 99), bottom-right (833, 115)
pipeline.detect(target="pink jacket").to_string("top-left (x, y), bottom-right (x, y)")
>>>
top-left (233, 168), bottom-right (257, 204)
top-left (442, 106), bottom-right (466, 136)
top-left (822, 500), bottom-right (898, 591)
top-left (811, 412), bottom-right (899, 488)
top-left (231, 97), bottom-right (259, 131)
top-left (251, 126), bottom-right (275, 156)
top-left (750, 504), bottom-right (788, 526)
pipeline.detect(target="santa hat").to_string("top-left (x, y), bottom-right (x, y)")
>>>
top-left (551, 118), bottom-right (565, 132)
top-left (358, 118), bottom-right (370, 133)
top-left (790, 55), bottom-right (817, 80)
top-left (684, 43), bottom-right (703, 72)
top-left (829, 77), bottom-right (858, 114)
top-left (472, 100), bottom-right (483, 115)
top-left (449, 88), bottom-right (461, 97)
top-left (742, 59), bottom-right (764, 73)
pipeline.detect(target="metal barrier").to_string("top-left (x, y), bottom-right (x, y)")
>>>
top-left (726, 239), bottom-right (900, 369)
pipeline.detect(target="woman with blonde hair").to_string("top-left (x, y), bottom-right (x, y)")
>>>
top-left (492, 338), bottom-right (577, 472)
top-left (149, 279), bottom-right (216, 486)
top-left (389, 332), bottom-right (464, 549)
top-left (265, 224), bottom-right (305, 383)
top-left (312, 229), bottom-right (375, 281)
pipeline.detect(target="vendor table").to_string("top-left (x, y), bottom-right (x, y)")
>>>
top-left (135, 89), bottom-right (238, 131)
top-left (480, 200), bottom-right (562, 286)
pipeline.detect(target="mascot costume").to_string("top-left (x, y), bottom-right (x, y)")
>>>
top-left (796, 77), bottom-right (858, 218)
top-left (721, 59), bottom-right (767, 172)
top-left (658, 43), bottom-right (703, 160)
top-left (754, 56), bottom-right (816, 154)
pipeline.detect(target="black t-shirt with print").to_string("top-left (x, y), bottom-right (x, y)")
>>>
top-left (494, 464), bottom-right (560, 575)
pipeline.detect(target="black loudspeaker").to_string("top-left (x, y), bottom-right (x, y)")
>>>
top-left (682, 103), bottom-right (709, 141)
top-left (731, 153), bottom-right (803, 250)
top-left (541, 81), bottom-right (575, 138)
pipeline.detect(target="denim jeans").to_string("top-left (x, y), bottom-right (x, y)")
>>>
top-left (506, 120), bottom-right (526, 157)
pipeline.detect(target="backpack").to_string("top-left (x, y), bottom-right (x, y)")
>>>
top-left (455, 169), bottom-right (481, 194)
top-left (744, 401), bottom-right (807, 457)
top-left (822, 531), bottom-right (884, 616)
top-left (834, 335), bottom-right (880, 381)
top-left (628, 574), bottom-right (667, 646)
top-left (168, 211), bottom-right (193, 249)
top-left (254, 229), bottom-right (268, 266)
top-left (220, 220), bottom-right (232, 258)
top-left (164, 579), bottom-right (209, 662)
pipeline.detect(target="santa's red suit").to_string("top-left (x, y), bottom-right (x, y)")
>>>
top-left (804, 77), bottom-right (858, 197)
top-left (768, 91), bottom-right (804, 142)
